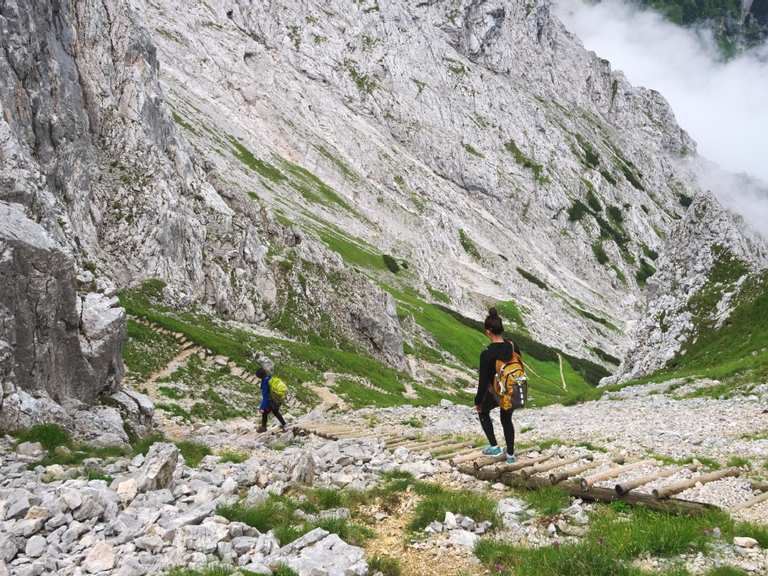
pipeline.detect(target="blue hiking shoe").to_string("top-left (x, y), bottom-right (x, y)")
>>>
top-left (506, 453), bottom-right (517, 464)
top-left (482, 445), bottom-right (503, 456)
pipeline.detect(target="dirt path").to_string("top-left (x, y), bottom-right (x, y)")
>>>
top-left (141, 346), bottom-right (202, 398)
top-left (363, 494), bottom-right (486, 576)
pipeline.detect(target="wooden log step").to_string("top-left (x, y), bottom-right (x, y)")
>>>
top-left (451, 450), bottom-right (488, 465)
top-left (750, 481), bottom-right (768, 492)
top-left (430, 441), bottom-right (473, 456)
top-left (580, 460), bottom-right (653, 492)
top-left (473, 453), bottom-right (509, 470)
top-left (442, 446), bottom-right (482, 462)
top-left (653, 468), bottom-right (741, 499)
top-left (478, 452), bottom-right (554, 481)
top-left (499, 475), bottom-right (717, 515)
top-left (730, 490), bottom-right (768, 512)
top-left (549, 461), bottom-right (601, 485)
top-left (615, 468), bottom-right (685, 496)
top-left (520, 454), bottom-right (589, 480)
top-left (385, 437), bottom-right (423, 449)
top-left (400, 438), bottom-right (457, 452)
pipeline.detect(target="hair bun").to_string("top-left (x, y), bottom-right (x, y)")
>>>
top-left (488, 307), bottom-right (499, 318)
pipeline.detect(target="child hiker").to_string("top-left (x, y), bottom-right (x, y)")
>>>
top-left (256, 367), bottom-right (287, 433)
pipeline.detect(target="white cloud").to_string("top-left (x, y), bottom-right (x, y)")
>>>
top-left (554, 0), bottom-right (768, 237)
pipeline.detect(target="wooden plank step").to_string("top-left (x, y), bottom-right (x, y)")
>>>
top-left (653, 468), bottom-right (741, 499)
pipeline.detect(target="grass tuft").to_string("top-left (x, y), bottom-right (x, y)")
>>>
top-left (368, 555), bottom-right (402, 576)
top-left (176, 441), bottom-right (212, 467)
top-left (408, 486), bottom-right (498, 532)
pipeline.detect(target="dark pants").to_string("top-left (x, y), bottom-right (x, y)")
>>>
top-left (261, 400), bottom-right (286, 429)
top-left (479, 394), bottom-right (515, 455)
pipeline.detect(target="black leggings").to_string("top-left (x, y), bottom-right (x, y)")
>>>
top-left (479, 396), bottom-right (515, 455)
top-left (261, 401), bottom-right (286, 428)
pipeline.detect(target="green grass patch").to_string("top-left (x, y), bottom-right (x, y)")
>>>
top-left (228, 137), bottom-right (286, 184)
top-left (476, 507), bottom-right (739, 576)
top-left (635, 258), bottom-right (657, 286)
top-left (313, 144), bottom-right (359, 181)
top-left (494, 300), bottom-right (526, 331)
top-left (408, 486), bottom-right (498, 532)
top-left (176, 440), bottom-right (211, 467)
top-left (568, 200), bottom-right (590, 222)
top-left (219, 450), bottom-right (249, 464)
top-left (123, 320), bottom-right (181, 382)
top-left (463, 143), bottom-right (484, 158)
top-left (519, 486), bottom-right (571, 516)
top-left (15, 424), bottom-right (70, 451)
top-left (592, 242), bottom-right (609, 265)
top-left (218, 495), bottom-right (372, 547)
top-left (504, 140), bottom-right (548, 184)
top-left (382, 254), bottom-right (401, 273)
top-left (726, 456), bottom-right (751, 469)
top-left (367, 555), bottom-right (401, 576)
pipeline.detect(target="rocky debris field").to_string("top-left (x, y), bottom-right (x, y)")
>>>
top-left (3, 370), bottom-right (768, 576)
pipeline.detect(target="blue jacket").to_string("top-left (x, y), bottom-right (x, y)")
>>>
top-left (260, 375), bottom-right (271, 411)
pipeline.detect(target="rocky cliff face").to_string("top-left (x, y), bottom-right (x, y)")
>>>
top-left (132, 0), bottom-right (702, 366)
top-left (0, 0), bottom-right (404, 434)
top-left (605, 191), bottom-right (768, 384)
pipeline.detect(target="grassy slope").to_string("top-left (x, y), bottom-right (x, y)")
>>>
top-left (621, 248), bottom-right (768, 388)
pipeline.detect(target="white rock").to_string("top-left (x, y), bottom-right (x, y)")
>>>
top-left (734, 536), bottom-right (760, 549)
top-left (16, 442), bottom-right (44, 458)
top-left (25, 535), bottom-right (46, 558)
top-left (83, 542), bottom-right (116, 573)
top-left (116, 478), bottom-right (139, 505)
top-left (443, 511), bottom-right (457, 530)
top-left (449, 529), bottom-right (479, 549)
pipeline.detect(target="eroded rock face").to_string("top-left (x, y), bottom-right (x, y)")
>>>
top-left (605, 192), bottom-right (768, 384)
top-left (0, 202), bottom-right (126, 433)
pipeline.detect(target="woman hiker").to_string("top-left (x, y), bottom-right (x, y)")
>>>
top-left (256, 367), bottom-right (287, 433)
top-left (475, 307), bottom-right (518, 464)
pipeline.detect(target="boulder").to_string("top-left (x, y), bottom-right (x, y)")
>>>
top-left (291, 451), bottom-right (317, 485)
top-left (15, 442), bottom-right (44, 459)
top-left (0, 202), bottom-right (125, 432)
top-left (267, 529), bottom-right (367, 576)
top-left (136, 443), bottom-right (179, 492)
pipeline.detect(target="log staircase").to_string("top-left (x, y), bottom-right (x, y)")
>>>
top-left (296, 422), bottom-right (766, 517)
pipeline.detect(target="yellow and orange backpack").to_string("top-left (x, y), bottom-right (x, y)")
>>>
top-left (493, 343), bottom-right (528, 410)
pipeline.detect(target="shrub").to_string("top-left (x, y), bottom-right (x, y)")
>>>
top-left (636, 259), bottom-right (657, 286)
top-left (607, 205), bottom-right (624, 224)
top-left (382, 254), bottom-right (400, 273)
top-left (568, 200), bottom-right (590, 222)
top-left (586, 189), bottom-right (603, 212)
top-left (517, 267), bottom-right (549, 290)
top-left (678, 193), bottom-right (694, 208)
top-left (459, 229), bottom-right (481, 259)
top-left (592, 242), bottom-right (609, 265)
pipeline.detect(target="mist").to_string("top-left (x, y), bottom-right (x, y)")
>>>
top-left (554, 0), bottom-right (768, 237)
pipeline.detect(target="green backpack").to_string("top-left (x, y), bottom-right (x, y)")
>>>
top-left (270, 376), bottom-right (288, 402)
